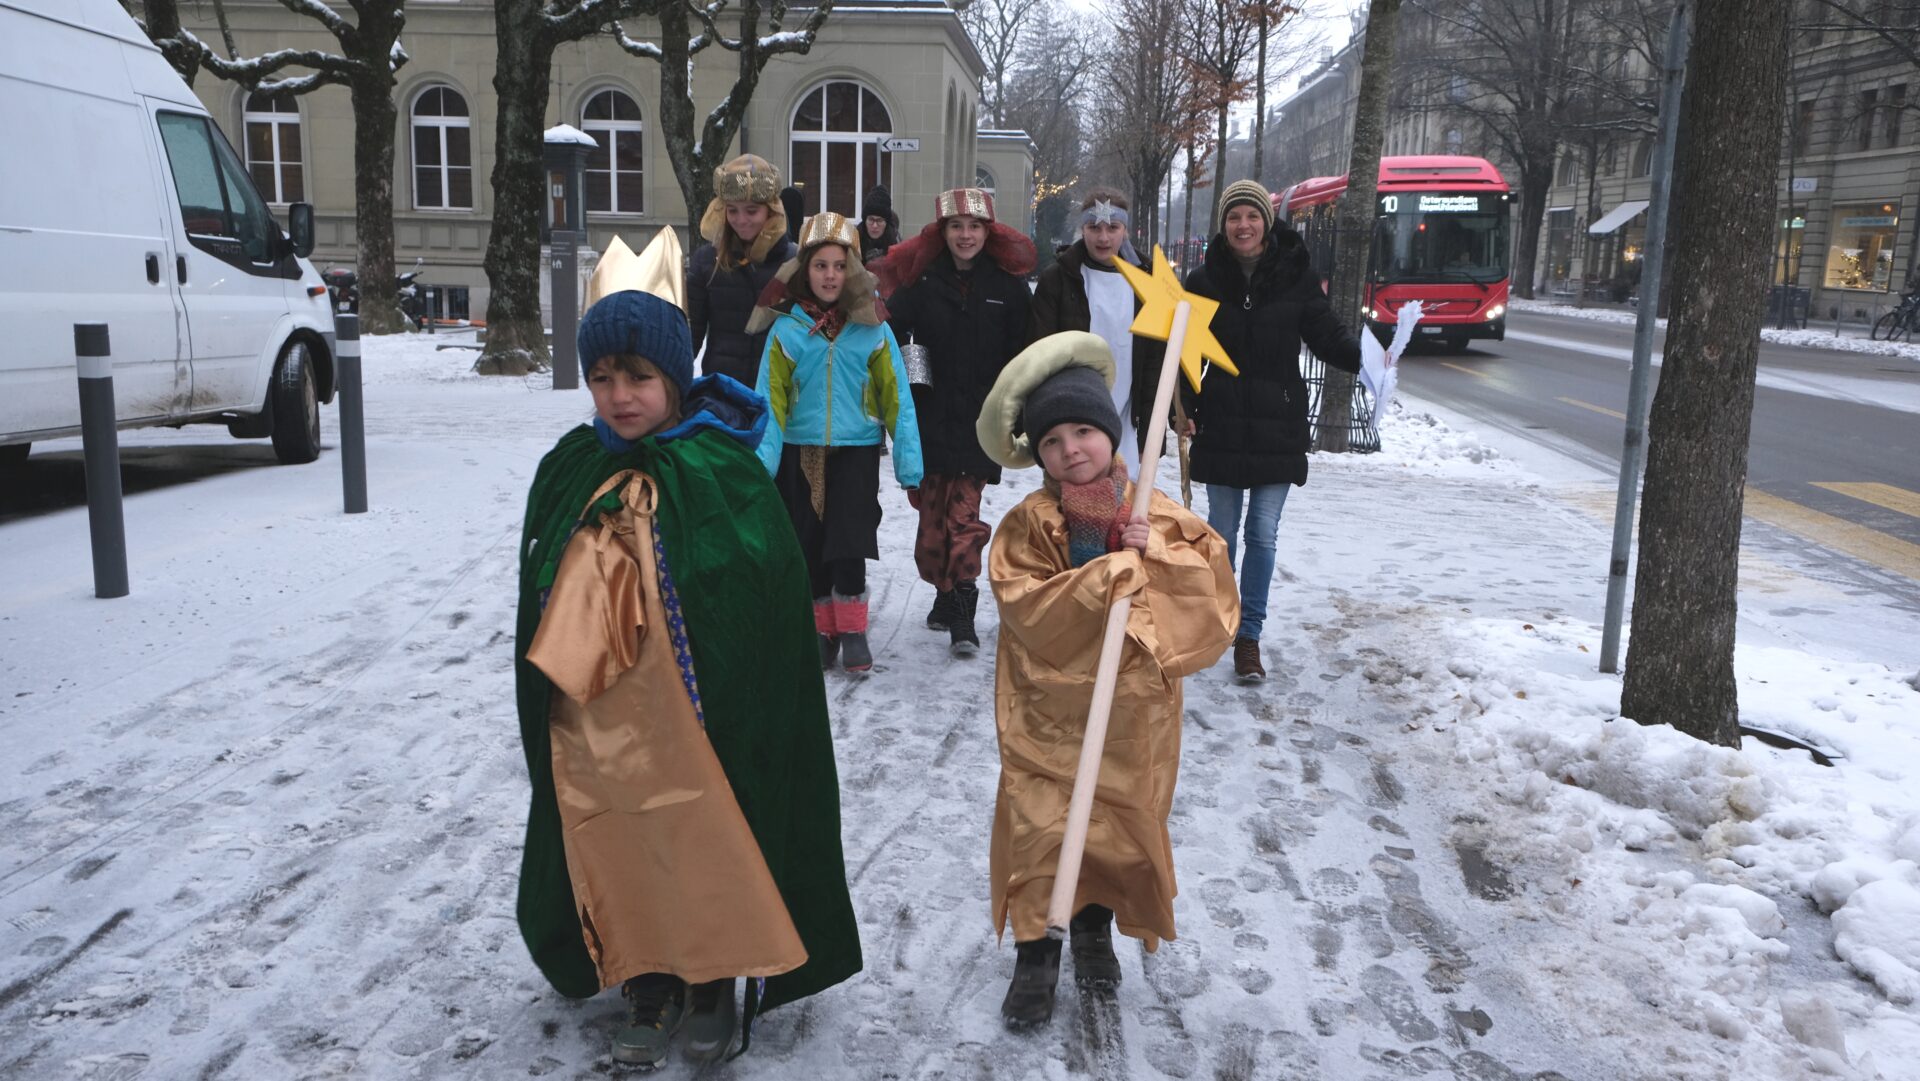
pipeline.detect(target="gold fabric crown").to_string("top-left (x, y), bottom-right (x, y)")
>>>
top-left (712, 153), bottom-right (782, 206)
top-left (585, 228), bottom-right (686, 313)
top-left (796, 212), bottom-right (861, 256)
top-left (935, 187), bottom-right (995, 223)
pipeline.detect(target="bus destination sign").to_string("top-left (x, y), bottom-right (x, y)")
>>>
top-left (1379, 194), bottom-right (1488, 214)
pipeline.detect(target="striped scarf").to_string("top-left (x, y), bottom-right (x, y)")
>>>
top-left (1054, 457), bottom-right (1130, 568)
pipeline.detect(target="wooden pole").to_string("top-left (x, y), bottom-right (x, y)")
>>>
top-left (1044, 301), bottom-right (1192, 938)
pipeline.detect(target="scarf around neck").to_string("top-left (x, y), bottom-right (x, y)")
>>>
top-left (796, 297), bottom-right (847, 340)
top-left (1049, 456), bottom-right (1131, 568)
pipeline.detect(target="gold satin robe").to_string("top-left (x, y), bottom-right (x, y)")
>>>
top-left (526, 471), bottom-right (808, 989)
top-left (986, 485), bottom-right (1238, 948)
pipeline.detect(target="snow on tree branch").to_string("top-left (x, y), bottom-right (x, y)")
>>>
top-left (275, 0), bottom-right (352, 39)
top-left (610, 20), bottom-right (667, 59)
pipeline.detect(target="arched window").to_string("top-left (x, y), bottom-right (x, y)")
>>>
top-left (1632, 137), bottom-right (1654, 177)
top-left (789, 80), bottom-right (893, 219)
top-left (412, 86), bottom-right (472, 210)
top-left (975, 165), bottom-right (996, 200)
top-left (243, 92), bottom-right (303, 205)
top-left (583, 88), bottom-right (644, 214)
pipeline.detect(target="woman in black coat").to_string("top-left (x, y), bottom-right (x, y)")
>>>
top-left (879, 187), bottom-right (1036, 655)
top-left (685, 154), bottom-right (797, 386)
top-left (1029, 188), bottom-right (1162, 461)
top-left (1181, 180), bottom-right (1365, 685)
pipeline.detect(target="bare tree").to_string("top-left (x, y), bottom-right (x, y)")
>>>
top-left (614, 0), bottom-right (835, 241)
top-left (960, 0), bottom-right (1046, 128)
top-left (476, 0), bottom-right (653, 376)
top-left (1315, 0), bottom-right (1399, 453)
top-left (1102, 0), bottom-right (1199, 244)
top-left (1004, 5), bottom-right (1095, 260)
top-left (129, 0), bottom-right (414, 333)
top-left (1248, 0), bottom-right (1308, 182)
top-left (1621, 0), bottom-right (1789, 746)
top-left (1181, 0), bottom-right (1261, 222)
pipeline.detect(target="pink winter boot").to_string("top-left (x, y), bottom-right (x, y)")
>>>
top-left (833, 591), bottom-right (872, 673)
top-left (815, 596), bottom-right (838, 670)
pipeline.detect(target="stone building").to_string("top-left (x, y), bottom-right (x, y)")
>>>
top-left (180, 0), bottom-right (1032, 319)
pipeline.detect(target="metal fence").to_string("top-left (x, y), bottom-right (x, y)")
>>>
top-left (1289, 216), bottom-right (1381, 453)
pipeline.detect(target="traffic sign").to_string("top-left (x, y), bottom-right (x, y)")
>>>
top-left (881, 137), bottom-right (920, 152)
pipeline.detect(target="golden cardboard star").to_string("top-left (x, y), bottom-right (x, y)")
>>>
top-left (1111, 244), bottom-right (1239, 391)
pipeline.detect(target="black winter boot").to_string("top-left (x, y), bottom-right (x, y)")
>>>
top-left (1001, 937), bottom-right (1062, 1028)
top-left (1069, 904), bottom-right (1122, 990)
top-left (948, 581), bottom-right (981, 657)
top-left (925, 589), bottom-right (957, 631)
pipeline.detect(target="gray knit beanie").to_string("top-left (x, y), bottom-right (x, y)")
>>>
top-left (1218, 179), bottom-right (1276, 233)
top-left (1020, 364), bottom-right (1122, 452)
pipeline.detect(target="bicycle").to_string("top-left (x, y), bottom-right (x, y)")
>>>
top-left (1870, 290), bottom-right (1920, 341)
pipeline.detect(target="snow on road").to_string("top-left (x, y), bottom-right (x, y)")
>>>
top-left (2, 333), bottom-right (1917, 1079)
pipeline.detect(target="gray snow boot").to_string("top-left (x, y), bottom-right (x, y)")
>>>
top-left (948, 581), bottom-right (980, 657)
top-left (834, 591), bottom-right (873, 673)
top-left (683, 977), bottom-right (736, 1062)
top-left (1001, 938), bottom-right (1062, 1029)
top-left (1070, 903), bottom-right (1122, 990)
top-left (612, 973), bottom-right (687, 1068)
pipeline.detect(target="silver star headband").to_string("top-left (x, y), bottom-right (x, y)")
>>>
top-left (1082, 199), bottom-right (1129, 227)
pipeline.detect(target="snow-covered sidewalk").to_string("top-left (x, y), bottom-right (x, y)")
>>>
top-left (1512, 296), bottom-right (1920, 363)
top-left (2, 333), bottom-right (1916, 1079)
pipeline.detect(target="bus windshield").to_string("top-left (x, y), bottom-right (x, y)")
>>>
top-left (1369, 192), bottom-right (1510, 286)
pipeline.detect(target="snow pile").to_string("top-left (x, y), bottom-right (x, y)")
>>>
top-left (1402, 614), bottom-right (1920, 1073)
top-left (355, 328), bottom-right (550, 389)
top-left (1366, 402), bottom-right (1506, 475)
top-left (1511, 297), bottom-right (1920, 363)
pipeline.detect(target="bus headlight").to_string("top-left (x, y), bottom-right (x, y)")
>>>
top-left (1486, 304), bottom-right (1506, 320)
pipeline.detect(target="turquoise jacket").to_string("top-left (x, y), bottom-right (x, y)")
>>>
top-left (754, 307), bottom-right (924, 487)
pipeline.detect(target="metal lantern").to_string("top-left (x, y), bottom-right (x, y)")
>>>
top-left (902, 335), bottom-right (933, 387)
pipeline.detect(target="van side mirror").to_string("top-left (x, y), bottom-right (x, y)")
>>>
top-left (288, 203), bottom-right (315, 258)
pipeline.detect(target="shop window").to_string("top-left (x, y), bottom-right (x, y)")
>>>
top-left (1888, 85), bottom-right (1906, 147)
top-left (1858, 88), bottom-right (1879, 152)
top-left (583, 88), bottom-right (644, 214)
top-left (789, 80), bottom-right (893, 219)
top-left (412, 85), bottom-right (472, 211)
top-left (1776, 210), bottom-right (1805, 284)
top-left (243, 92), bottom-right (303, 205)
top-left (1823, 200), bottom-right (1899, 291)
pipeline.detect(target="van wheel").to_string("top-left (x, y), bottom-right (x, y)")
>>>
top-left (0, 443), bottom-right (28, 468)
top-left (269, 341), bottom-right (322, 465)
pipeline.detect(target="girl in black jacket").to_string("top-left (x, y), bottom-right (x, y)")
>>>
top-left (1181, 180), bottom-right (1365, 684)
top-left (686, 154), bottom-right (797, 386)
top-left (1029, 188), bottom-right (1162, 461)
top-left (879, 187), bottom-right (1036, 654)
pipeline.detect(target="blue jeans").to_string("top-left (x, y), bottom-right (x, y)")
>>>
top-left (1205, 483), bottom-right (1291, 643)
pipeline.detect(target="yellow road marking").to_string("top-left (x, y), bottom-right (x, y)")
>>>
top-left (1556, 396), bottom-right (1627, 420)
top-left (1439, 361), bottom-right (1486, 378)
top-left (1811, 481), bottom-right (1920, 520)
top-left (1744, 487), bottom-right (1920, 582)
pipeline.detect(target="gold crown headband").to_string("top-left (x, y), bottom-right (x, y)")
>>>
top-left (935, 187), bottom-right (994, 222)
top-left (585, 228), bottom-right (686, 312)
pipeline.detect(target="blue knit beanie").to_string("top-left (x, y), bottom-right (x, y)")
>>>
top-left (575, 289), bottom-right (694, 395)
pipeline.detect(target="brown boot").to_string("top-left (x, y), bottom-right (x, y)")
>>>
top-left (1233, 637), bottom-right (1265, 684)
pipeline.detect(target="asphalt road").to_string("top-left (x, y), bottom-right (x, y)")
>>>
top-left (1395, 308), bottom-right (1920, 592)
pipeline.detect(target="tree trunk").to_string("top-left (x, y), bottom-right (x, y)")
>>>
top-left (1316, 0), bottom-right (1399, 453)
top-left (476, 0), bottom-right (555, 376)
top-left (1211, 103), bottom-right (1229, 228)
top-left (1619, 0), bottom-right (1787, 748)
top-left (1253, 4), bottom-right (1267, 180)
top-left (1511, 148), bottom-right (1553, 300)
top-left (350, 73), bottom-right (407, 335)
top-left (1183, 141), bottom-right (1197, 263)
top-left (1576, 139), bottom-right (1598, 309)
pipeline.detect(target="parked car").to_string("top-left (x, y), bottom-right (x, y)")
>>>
top-left (0, 0), bottom-right (338, 468)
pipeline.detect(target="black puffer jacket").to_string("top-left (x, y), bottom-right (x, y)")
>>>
top-left (886, 250), bottom-right (1032, 482)
top-left (1029, 241), bottom-right (1162, 455)
top-left (1181, 222), bottom-right (1362, 489)
top-left (686, 236), bottom-right (797, 386)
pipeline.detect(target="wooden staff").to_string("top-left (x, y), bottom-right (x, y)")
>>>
top-left (1043, 300), bottom-right (1192, 938)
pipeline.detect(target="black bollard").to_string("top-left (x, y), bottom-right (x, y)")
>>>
top-left (336, 314), bottom-right (367, 513)
top-left (74, 323), bottom-right (128, 598)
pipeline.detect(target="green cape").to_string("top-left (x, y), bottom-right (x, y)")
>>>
top-left (513, 424), bottom-right (862, 1016)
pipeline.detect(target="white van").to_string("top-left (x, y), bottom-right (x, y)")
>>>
top-left (0, 0), bottom-right (338, 468)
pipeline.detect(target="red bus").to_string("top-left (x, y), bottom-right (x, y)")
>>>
top-left (1277, 155), bottom-right (1511, 352)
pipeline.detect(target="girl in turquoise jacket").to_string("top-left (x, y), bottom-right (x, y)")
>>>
top-left (748, 211), bottom-right (923, 673)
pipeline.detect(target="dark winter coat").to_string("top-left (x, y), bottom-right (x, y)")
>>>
top-left (1029, 240), bottom-right (1161, 454)
top-left (687, 236), bottom-right (797, 386)
top-left (886, 250), bottom-right (1032, 482)
top-left (1181, 222), bottom-right (1362, 489)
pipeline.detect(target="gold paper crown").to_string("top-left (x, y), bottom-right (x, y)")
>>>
top-left (585, 228), bottom-right (686, 312)
top-left (796, 212), bottom-right (861, 256)
top-left (712, 154), bottom-right (781, 206)
top-left (935, 187), bottom-right (994, 223)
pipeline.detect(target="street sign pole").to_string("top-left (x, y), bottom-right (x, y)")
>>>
top-left (1600, 3), bottom-right (1689, 674)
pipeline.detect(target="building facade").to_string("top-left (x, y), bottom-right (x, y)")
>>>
top-left (183, 0), bottom-right (1031, 318)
